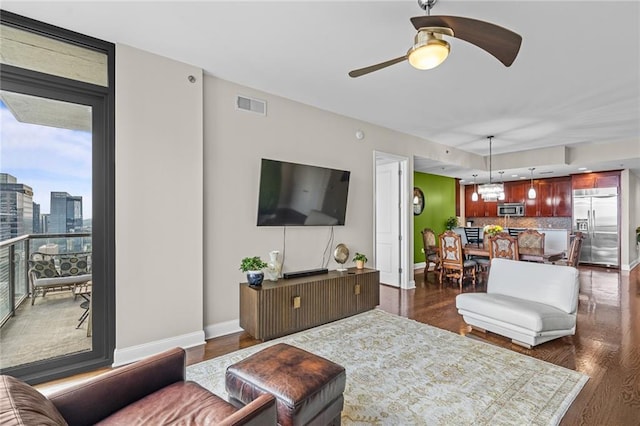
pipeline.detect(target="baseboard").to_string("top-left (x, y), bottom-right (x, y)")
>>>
top-left (414, 262), bottom-right (426, 270)
top-left (622, 256), bottom-right (639, 272)
top-left (204, 319), bottom-right (243, 340)
top-left (113, 330), bottom-right (205, 367)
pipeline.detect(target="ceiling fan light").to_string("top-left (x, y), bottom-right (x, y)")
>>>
top-left (408, 36), bottom-right (450, 70)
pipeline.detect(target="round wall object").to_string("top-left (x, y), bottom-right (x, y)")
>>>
top-left (413, 187), bottom-right (425, 215)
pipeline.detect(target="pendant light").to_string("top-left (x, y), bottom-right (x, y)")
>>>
top-left (471, 174), bottom-right (478, 202)
top-left (477, 136), bottom-right (504, 201)
top-left (528, 167), bottom-right (537, 199)
top-left (498, 171), bottom-right (506, 201)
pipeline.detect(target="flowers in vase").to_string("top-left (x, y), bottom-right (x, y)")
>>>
top-left (483, 224), bottom-right (504, 237)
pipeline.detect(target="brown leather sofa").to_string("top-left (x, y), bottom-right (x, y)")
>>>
top-left (0, 347), bottom-right (277, 426)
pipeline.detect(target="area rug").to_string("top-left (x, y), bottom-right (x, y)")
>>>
top-left (187, 309), bottom-right (588, 425)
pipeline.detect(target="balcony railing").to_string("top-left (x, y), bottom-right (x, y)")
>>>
top-left (0, 233), bottom-right (91, 326)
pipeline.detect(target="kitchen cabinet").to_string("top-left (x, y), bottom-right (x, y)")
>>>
top-left (505, 181), bottom-right (526, 203)
top-left (572, 171), bottom-right (620, 190)
top-left (465, 185), bottom-right (486, 217)
top-left (534, 177), bottom-right (572, 217)
top-left (554, 178), bottom-right (572, 216)
top-left (464, 186), bottom-right (500, 217)
top-left (465, 176), bottom-right (572, 217)
top-left (537, 180), bottom-right (554, 216)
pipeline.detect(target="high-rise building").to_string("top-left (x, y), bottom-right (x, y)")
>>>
top-left (49, 191), bottom-right (83, 252)
top-left (32, 202), bottom-right (40, 234)
top-left (0, 173), bottom-right (34, 241)
top-left (40, 214), bottom-right (49, 234)
top-left (49, 191), bottom-right (83, 233)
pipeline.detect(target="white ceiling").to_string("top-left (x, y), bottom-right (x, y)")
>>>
top-left (4, 1), bottom-right (639, 184)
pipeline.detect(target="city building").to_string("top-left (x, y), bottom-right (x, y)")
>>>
top-left (0, 173), bottom-right (33, 242)
top-left (49, 191), bottom-right (83, 234)
top-left (49, 191), bottom-right (83, 252)
top-left (32, 202), bottom-right (40, 234)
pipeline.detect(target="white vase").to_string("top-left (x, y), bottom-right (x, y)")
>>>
top-left (265, 250), bottom-right (282, 281)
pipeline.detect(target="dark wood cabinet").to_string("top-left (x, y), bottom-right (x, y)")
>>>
top-left (532, 177), bottom-right (572, 217)
top-left (554, 178), bottom-right (572, 216)
top-left (572, 171), bottom-right (620, 190)
top-left (536, 180), bottom-right (554, 216)
top-left (464, 176), bottom-right (572, 217)
top-left (464, 185), bottom-right (486, 217)
top-left (505, 181), bottom-right (526, 204)
top-left (239, 268), bottom-right (380, 340)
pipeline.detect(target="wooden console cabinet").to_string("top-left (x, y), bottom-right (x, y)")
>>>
top-left (240, 268), bottom-right (380, 341)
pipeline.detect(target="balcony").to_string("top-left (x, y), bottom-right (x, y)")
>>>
top-left (0, 233), bottom-right (92, 369)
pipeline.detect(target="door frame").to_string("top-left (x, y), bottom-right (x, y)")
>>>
top-left (373, 151), bottom-right (413, 289)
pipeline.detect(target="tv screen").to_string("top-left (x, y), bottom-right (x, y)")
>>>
top-left (257, 159), bottom-right (350, 226)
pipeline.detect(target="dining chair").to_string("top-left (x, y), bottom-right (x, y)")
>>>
top-left (421, 228), bottom-right (440, 275)
top-left (555, 231), bottom-right (584, 267)
top-left (517, 229), bottom-right (545, 250)
top-left (439, 230), bottom-right (477, 290)
top-left (507, 228), bottom-right (525, 238)
top-left (488, 232), bottom-right (520, 261)
top-left (464, 227), bottom-right (481, 244)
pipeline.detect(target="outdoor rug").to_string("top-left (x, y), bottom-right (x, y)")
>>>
top-left (187, 309), bottom-right (588, 425)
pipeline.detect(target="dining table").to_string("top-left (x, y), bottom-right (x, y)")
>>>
top-left (463, 243), bottom-right (565, 263)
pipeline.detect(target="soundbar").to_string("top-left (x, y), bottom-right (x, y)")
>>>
top-left (283, 268), bottom-right (329, 279)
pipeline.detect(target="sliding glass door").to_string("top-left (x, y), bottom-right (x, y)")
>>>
top-left (0, 10), bottom-right (114, 384)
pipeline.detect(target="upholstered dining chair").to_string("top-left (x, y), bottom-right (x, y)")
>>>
top-left (517, 229), bottom-right (545, 251)
top-left (421, 228), bottom-right (440, 275)
top-left (555, 232), bottom-right (584, 267)
top-left (488, 232), bottom-right (520, 261)
top-left (439, 230), bottom-right (476, 290)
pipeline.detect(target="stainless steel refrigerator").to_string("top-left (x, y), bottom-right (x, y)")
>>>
top-left (572, 187), bottom-right (619, 267)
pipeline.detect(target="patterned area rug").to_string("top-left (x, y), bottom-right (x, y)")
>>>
top-left (187, 309), bottom-right (588, 425)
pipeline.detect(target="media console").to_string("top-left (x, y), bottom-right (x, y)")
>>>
top-left (239, 268), bottom-right (380, 341)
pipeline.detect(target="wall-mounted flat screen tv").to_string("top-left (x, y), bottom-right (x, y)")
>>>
top-left (257, 158), bottom-right (350, 226)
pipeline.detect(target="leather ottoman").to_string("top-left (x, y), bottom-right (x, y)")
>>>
top-left (225, 343), bottom-right (346, 426)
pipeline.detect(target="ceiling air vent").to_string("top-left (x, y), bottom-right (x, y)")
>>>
top-left (236, 95), bottom-right (266, 116)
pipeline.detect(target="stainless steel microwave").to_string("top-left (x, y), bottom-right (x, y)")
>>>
top-left (497, 203), bottom-right (525, 216)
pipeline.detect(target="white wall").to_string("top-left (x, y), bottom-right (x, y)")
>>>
top-left (202, 75), bottom-right (446, 335)
top-left (114, 45), bottom-right (204, 364)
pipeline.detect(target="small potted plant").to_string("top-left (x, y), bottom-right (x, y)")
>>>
top-left (445, 216), bottom-right (459, 230)
top-left (240, 256), bottom-right (268, 287)
top-left (353, 253), bottom-right (368, 269)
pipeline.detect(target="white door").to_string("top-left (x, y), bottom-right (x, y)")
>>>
top-left (376, 161), bottom-right (400, 286)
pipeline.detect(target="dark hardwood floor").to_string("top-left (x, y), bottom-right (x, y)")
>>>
top-left (187, 264), bottom-right (640, 426)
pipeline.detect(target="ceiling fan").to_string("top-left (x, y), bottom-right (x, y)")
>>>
top-left (348, 0), bottom-right (522, 78)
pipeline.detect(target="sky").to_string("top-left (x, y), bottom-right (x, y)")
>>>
top-left (0, 100), bottom-right (92, 218)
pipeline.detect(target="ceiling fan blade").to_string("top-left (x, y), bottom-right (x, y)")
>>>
top-left (410, 15), bottom-right (522, 66)
top-left (348, 55), bottom-right (408, 78)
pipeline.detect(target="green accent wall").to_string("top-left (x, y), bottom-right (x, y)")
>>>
top-left (413, 172), bottom-right (456, 263)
